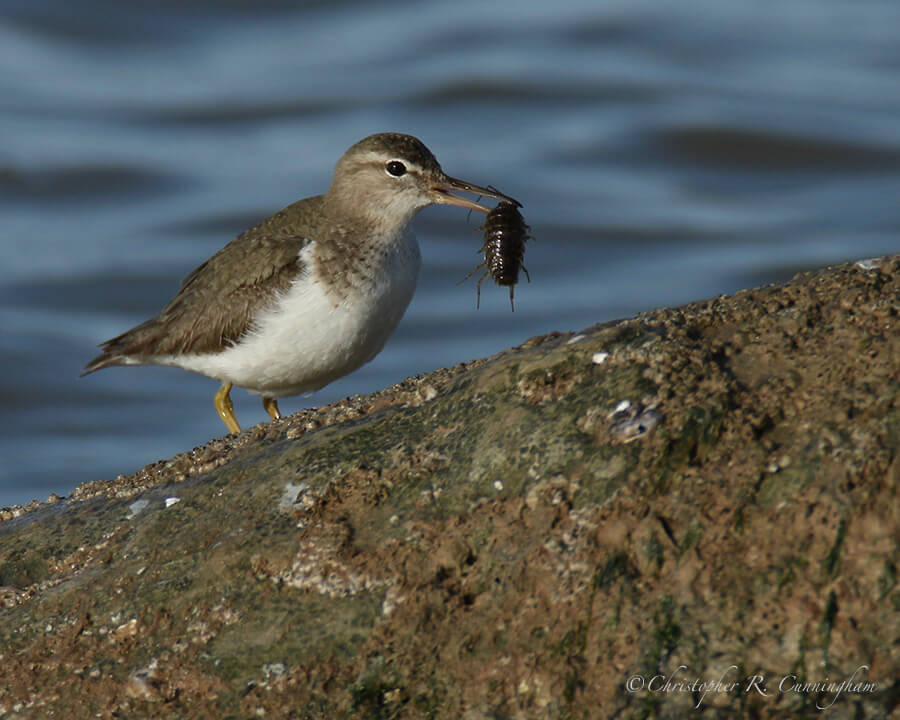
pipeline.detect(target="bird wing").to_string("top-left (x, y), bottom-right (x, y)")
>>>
top-left (83, 196), bottom-right (324, 373)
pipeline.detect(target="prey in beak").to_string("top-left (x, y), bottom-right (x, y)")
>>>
top-left (431, 175), bottom-right (520, 214)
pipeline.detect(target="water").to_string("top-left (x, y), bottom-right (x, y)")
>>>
top-left (1, 0), bottom-right (898, 507)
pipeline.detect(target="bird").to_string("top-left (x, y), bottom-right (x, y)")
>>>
top-left (82, 133), bottom-right (516, 434)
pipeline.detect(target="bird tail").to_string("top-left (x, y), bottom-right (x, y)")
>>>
top-left (80, 326), bottom-right (150, 376)
top-left (80, 351), bottom-right (127, 377)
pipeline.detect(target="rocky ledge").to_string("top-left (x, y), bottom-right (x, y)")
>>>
top-left (0, 256), bottom-right (897, 719)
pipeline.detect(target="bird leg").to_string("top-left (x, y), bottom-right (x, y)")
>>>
top-left (263, 397), bottom-right (281, 421)
top-left (214, 382), bottom-right (242, 434)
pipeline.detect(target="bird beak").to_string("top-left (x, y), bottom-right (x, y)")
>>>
top-left (431, 175), bottom-right (520, 214)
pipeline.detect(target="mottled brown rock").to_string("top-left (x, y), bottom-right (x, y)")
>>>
top-left (1, 255), bottom-right (897, 719)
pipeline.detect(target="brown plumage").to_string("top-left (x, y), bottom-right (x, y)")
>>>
top-left (81, 197), bottom-right (325, 374)
top-left (83, 131), bottom-right (450, 374)
top-left (81, 132), bottom-right (520, 434)
top-left (464, 200), bottom-right (531, 311)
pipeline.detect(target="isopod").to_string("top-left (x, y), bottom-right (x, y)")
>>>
top-left (463, 200), bottom-right (531, 311)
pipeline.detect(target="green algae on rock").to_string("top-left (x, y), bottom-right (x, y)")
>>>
top-left (0, 255), bottom-right (898, 719)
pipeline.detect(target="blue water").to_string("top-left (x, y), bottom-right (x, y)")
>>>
top-left (1, 0), bottom-right (898, 507)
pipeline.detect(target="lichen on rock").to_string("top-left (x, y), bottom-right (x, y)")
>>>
top-left (0, 256), bottom-right (897, 719)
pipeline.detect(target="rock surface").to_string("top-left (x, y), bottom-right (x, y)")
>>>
top-left (1, 256), bottom-right (898, 719)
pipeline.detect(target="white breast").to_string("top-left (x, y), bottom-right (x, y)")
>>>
top-left (164, 232), bottom-right (421, 397)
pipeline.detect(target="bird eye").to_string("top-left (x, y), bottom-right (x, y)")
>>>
top-left (385, 160), bottom-right (407, 177)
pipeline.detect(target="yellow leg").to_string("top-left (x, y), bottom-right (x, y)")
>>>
top-left (263, 397), bottom-right (281, 421)
top-left (214, 382), bottom-right (242, 434)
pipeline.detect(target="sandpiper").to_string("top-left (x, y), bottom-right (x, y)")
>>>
top-left (82, 133), bottom-right (516, 434)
